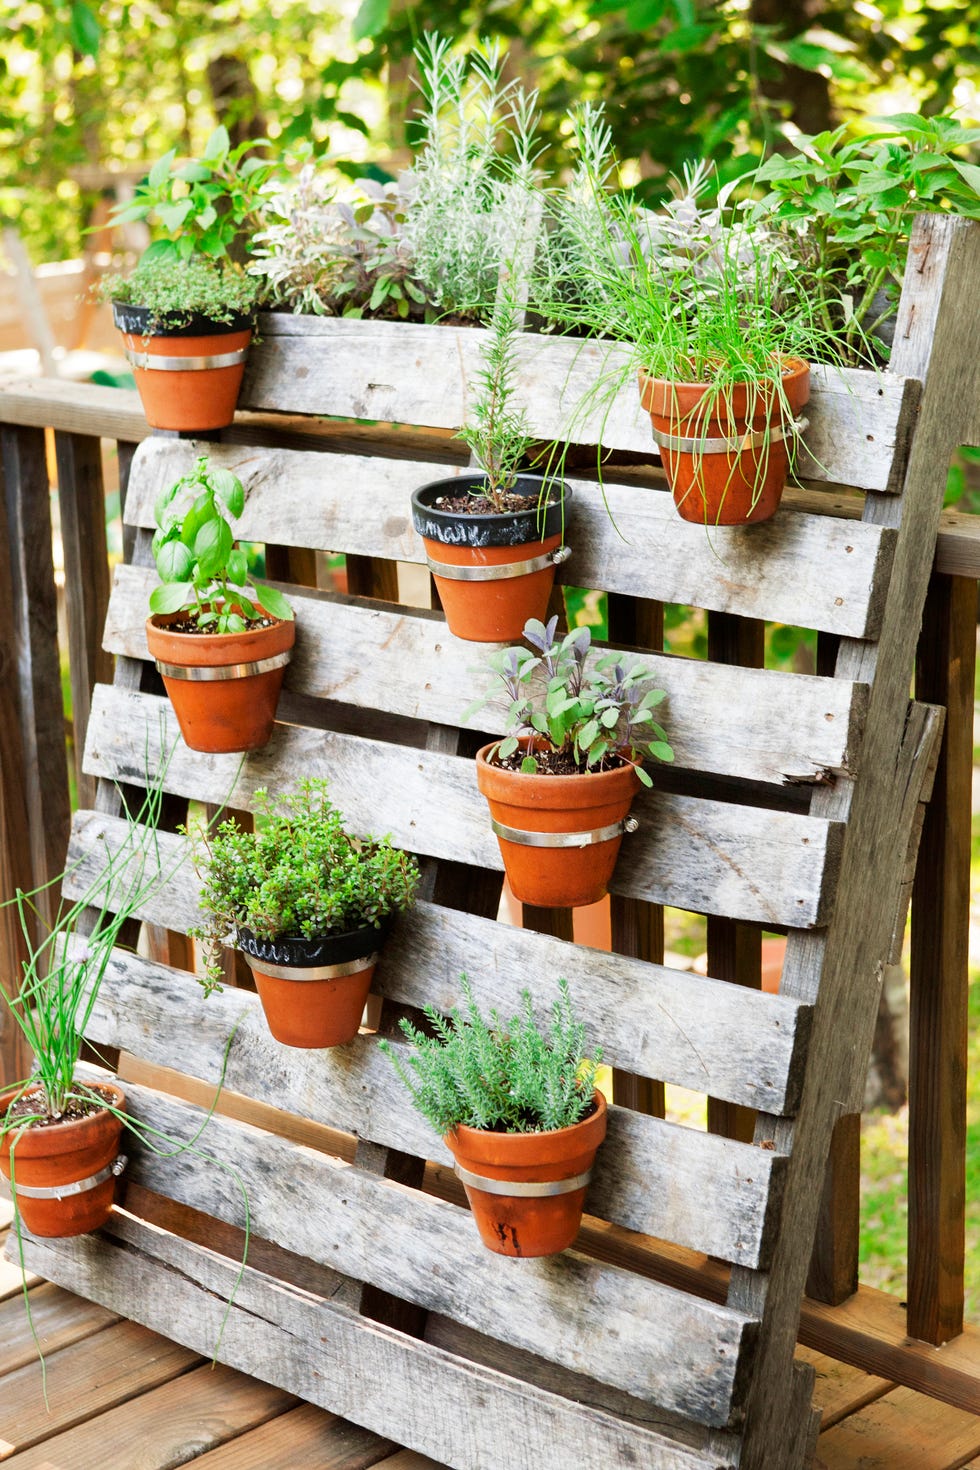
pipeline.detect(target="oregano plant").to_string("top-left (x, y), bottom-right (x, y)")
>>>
top-left (150, 456), bottom-right (294, 633)
top-left (464, 616), bottom-right (673, 786)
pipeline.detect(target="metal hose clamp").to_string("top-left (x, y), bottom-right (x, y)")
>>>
top-left (155, 649), bottom-right (292, 682)
top-left (247, 954), bottom-right (380, 982)
top-left (650, 416), bottom-right (809, 455)
top-left (490, 815), bottom-right (638, 849)
top-left (0, 1153), bottom-right (127, 1201)
top-left (124, 347), bottom-right (248, 372)
top-left (454, 1162), bottom-right (593, 1197)
top-left (427, 545), bottom-right (571, 583)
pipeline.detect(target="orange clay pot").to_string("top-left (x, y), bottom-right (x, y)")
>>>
top-left (238, 925), bottom-right (382, 1049)
top-left (475, 742), bottom-right (641, 909)
top-left (411, 475), bottom-right (570, 643)
top-left (113, 303), bottom-right (251, 432)
top-left (639, 357), bottom-right (811, 525)
top-left (146, 612), bottom-right (295, 754)
top-left (447, 1091), bottom-right (607, 1257)
top-left (0, 1084), bottom-right (125, 1238)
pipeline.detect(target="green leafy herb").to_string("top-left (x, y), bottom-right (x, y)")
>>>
top-left (100, 254), bottom-right (259, 333)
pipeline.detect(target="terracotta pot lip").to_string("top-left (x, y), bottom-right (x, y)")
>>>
top-left (1, 1082), bottom-right (125, 1143)
top-left (475, 741), bottom-right (641, 799)
top-left (146, 611), bottom-right (295, 665)
top-left (446, 1090), bottom-right (607, 1157)
top-left (638, 355), bottom-right (810, 394)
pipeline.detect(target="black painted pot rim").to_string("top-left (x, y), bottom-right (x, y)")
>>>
top-left (112, 301), bottom-right (255, 338)
top-left (236, 918), bottom-right (389, 970)
top-left (411, 473), bottom-right (569, 549)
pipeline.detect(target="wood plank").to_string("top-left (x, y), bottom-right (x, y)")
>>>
top-left (243, 316), bottom-right (917, 495)
top-left (813, 1386), bottom-right (980, 1469)
top-left (908, 572), bottom-right (975, 1342)
top-left (0, 1228), bottom-right (39, 1302)
top-left (18, 1216), bottom-right (738, 1470)
top-left (82, 686), bottom-right (845, 928)
top-left (64, 815), bottom-right (813, 1114)
top-left (799, 1346), bottom-right (893, 1430)
top-left (3, 1360), bottom-right (294, 1470)
top-left (105, 563), bottom-right (869, 788)
top-left (54, 430), bottom-right (114, 810)
top-left (188, 1405), bottom-right (395, 1469)
top-left (0, 1320), bottom-right (199, 1457)
top-left (105, 1077), bottom-right (757, 1422)
top-left (122, 438), bottom-right (897, 638)
top-left (71, 948), bottom-right (784, 1269)
top-left (0, 1280), bottom-right (116, 1376)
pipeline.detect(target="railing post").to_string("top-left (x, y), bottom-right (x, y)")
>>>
top-left (908, 568), bottom-right (974, 1343)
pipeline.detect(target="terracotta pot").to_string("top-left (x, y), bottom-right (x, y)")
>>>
top-left (146, 612), bottom-right (295, 754)
top-left (238, 923), bottom-right (384, 1049)
top-left (639, 358), bottom-right (811, 525)
top-left (447, 1091), bottom-right (607, 1257)
top-left (411, 475), bottom-right (570, 642)
top-left (0, 1083), bottom-right (126, 1238)
top-left (113, 302), bottom-right (252, 432)
top-left (475, 742), bottom-right (641, 908)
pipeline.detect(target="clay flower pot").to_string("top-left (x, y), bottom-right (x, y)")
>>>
top-left (447, 1091), bottom-right (607, 1257)
top-left (639, 358), bottom-right (811, 525)
top-left (113, 303), bottom-right (252, 432)
top-left (475, 742), bottom-right (641, 908)
top-left (146, 612), bottom-right (295, 754)
top-left (0, 1083), bottom-right (126, 1238)
top-left (411, 474), bottom-right (570, 642)
top-left (238, 923), bottom-right (384, 1049)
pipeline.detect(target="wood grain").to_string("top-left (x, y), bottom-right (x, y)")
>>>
top-left (18, 1215), bottom-right (740, 1470)
top-left (188, 1404), bottom-right (395, 1469)
top-left (82, 686), bottom-right (845, 928)
top-left (813, 1385), bottom-right (980, 1469)
top-left (0, 1281), bottom-right (117, 1376)
top-left (64, 813), bottom-right (814, 1115)
top-left (105, 563), bottom-right (869, 788)
top-left (122, 437), bottom-right (897, 638)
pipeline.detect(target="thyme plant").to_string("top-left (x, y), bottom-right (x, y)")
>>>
top-left (380, 977), bottom-right (600, 1135)
top-left (465, 616), bottom-right (673, 786)
top-left (188, 780), bottom-right (420, 996)
top-left (100, 255), bottom-right (260, 332)
top-left (150, 455), bottom-right (293, 631)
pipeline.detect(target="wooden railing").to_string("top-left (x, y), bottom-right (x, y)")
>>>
top-left (0, 372), bottom-right (976, 1399)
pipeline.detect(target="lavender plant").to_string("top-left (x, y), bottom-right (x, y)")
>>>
top-left (379, 976), bottom-right (600, 1135)
top-left (464, 616), bottom-right (673, 785)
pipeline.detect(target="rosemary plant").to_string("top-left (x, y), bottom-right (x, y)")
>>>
top-left (380, 977), bottom-right (600, 1135)
top-left (457, 294), bottom-right (534, 508)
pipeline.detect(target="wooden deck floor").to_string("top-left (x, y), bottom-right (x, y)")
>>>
top-left (3, 1208), bottom-right (979, 1470)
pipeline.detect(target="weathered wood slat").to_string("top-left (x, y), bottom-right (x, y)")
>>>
top-left (106, 564), bottom-right (868, 788)
top-left (88, 1078), bottom-right (757, 1423)
top-left (243, 316), bottom-right (918, 496)
top-left (122, 439), bottom-right (897, 639)
top-left (65, 812), bottom-right (812, 1114)
top-left (17, 1216), bottom-right (739, 1469)
top-left (83, 686), bottom-right (844, 928)
top-left (68, 940), bottom-right (785, 1269)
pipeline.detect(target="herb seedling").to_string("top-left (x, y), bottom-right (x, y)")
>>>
top-left (465, 616), bottom-right (673, 785)
top-left (379, 976), bottom-right (600, 1135)
top-left (150, 456), bottom-right (294, 633)
top-left (457, 295), bottom-right (535, 509)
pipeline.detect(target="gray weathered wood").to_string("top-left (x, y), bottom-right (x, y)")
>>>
top-left (16, 1217), bottom-right (739, 1470)
top-left (105, 563), bottom-right (869, 788)
top-left (66, 936), bottom-right (783, 1269)
top-left (122, 438), bottom-right (897, 638)
top-left (80, 1076), bottom-right (758, 1424)
top-left (243, 315), bottom-right (917, 496)
top-left (82, 686), bottom-right (844, 928)
top-left (65, 812), bottom-right (812, 1115)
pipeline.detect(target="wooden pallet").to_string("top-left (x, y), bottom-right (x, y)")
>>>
top-left (9, 213), bottom-right (980, 1469)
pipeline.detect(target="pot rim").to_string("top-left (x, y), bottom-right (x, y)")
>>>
top-left (475, 740), bottom-right (642, 798)
top-left (638, 354), bottom-right (810, 396)
top-left (112, 301), bottom-right (255, 338)
top-left (1, 1082), bottom-right (125, 1144)
top-left (446, 1089), bottom-right (607, 1162)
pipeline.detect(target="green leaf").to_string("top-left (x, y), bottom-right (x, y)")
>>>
top-left (352, 0), bottom-right (390, 42)
top-left (156, 540), bottom-right (194, 584)
top-left (497, 737), bottom-right (518, 760)
top-left (226, 548), bottom-right (248, 586)
top-left (176, 161), bottom-right (212, 184)
top-left (951, 160), bottom-right (980, 198)
top-left (147, 149), bottom-right (176, 191)
top-left (203, 126), bottom-right (230, 162)
top-left (635, 765), bottom-right (653, 788)
top-left (149, 582), bottom-right (194, 615)
top-left (194, 518), bottom-right (233, 579)
top-left (254, 584), bottom-right (294, 621)
top-left (600, 707), bottom-right (620, 728)
top-left (69, 1), bottom-right (100, 57)
top-left (157, 199), bottom-right (193, 232)
top-left (578, 718), bottom-right (599, 749)
top-left (520, 755), bottom-right (539, 775)
top-left (648, 741), bottom-right (675, 762)
top-left (209, 466), bottom-right (245, 517)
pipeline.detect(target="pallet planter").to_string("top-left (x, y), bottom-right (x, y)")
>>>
top-left (9, 214), bottom-right (980, 1468)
